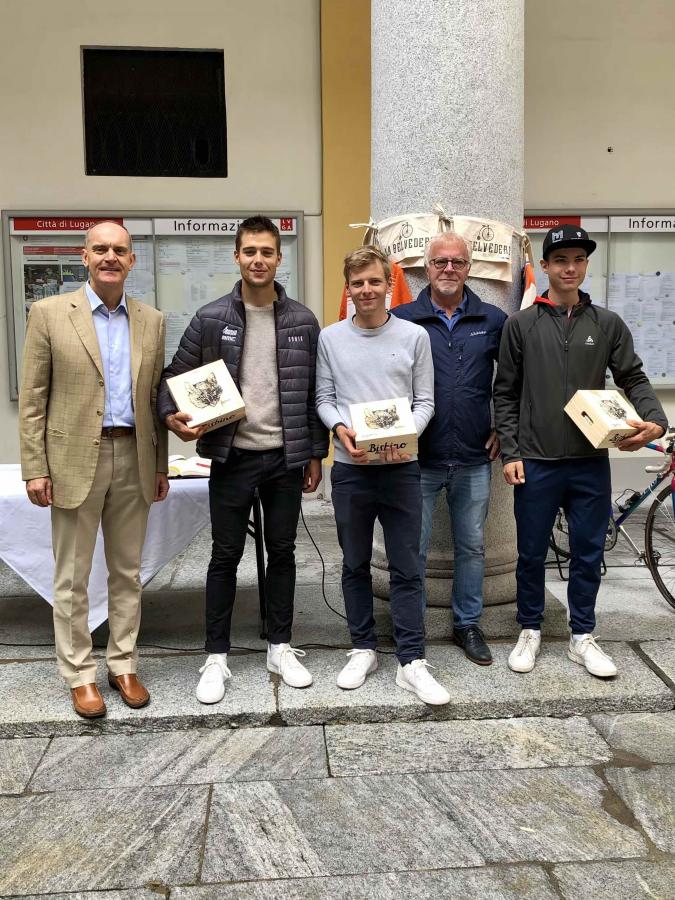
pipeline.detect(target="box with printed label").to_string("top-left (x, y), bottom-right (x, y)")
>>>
top-left (166, 359), bottom-right (245, 433)
top-left (564, 389), bottom-right (640, 449)
top-left (349, 396), bottom-right (418, 460)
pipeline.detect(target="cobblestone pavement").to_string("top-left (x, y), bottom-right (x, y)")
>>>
top-left (1, 500), bottom-right (673, 897)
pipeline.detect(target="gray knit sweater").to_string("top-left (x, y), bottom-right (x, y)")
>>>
top-left (316, 314), bottom-right (435, 465)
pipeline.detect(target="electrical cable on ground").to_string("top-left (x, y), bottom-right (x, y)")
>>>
top-left (2, 502), bottom-right (397, 655)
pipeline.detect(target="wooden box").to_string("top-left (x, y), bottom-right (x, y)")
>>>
top-left (349, 396), bottom-right (418, 460)
top-left (564, 389), bottom-right (640, 449)
top-left (165, 359), bottom-right (245, 433)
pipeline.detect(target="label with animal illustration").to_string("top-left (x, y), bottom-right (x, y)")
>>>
top-left (165, 359), bottom-right (246, 432)
top-left (349, 397), bottom-right (418, 459)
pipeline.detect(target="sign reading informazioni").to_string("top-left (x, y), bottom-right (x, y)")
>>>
top-left (610, 216), bottom-right (675, 233)
top-left (153, 217), bottom-right (298, 235)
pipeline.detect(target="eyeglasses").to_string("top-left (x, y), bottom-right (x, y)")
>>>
top-left (429, 257), bottom-right (469, 271)
top-left (429, 256), bottom-right (469, 272)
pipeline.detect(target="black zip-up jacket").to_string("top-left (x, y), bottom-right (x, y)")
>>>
top-left (157, 281), bottom-right (329, 468)
top-left (493, 291), bottom-right (667, 463)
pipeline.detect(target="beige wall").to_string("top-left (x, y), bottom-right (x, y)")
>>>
top-left (320, 0), bottom-right (371, 326)
top-left (525, 0), bottom-right (675, 208)
top-left (526, 0), bottom-right (675, 474)
top-left (0, 0), bottom-right (322, 463)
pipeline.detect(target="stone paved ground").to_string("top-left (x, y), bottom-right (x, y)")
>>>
top-left (0, 500), bottom-right (674, 897)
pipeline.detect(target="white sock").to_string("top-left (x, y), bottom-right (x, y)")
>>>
top-left (268, 643), bottom-right (282, 658)
top-left (571, 633), bottom-right (589, 644)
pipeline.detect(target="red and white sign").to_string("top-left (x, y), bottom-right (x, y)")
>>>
top-left (525, 215), bottom-right (609, 234)
top-left (23, 246), bottom-right (83, 256)
top-left (11, 217), bottom-right (123, 234)
top-left (524, 215), bottom-right (581, 231)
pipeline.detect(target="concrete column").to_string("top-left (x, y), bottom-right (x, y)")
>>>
top-left (370, 0), bottom-right (524, 606)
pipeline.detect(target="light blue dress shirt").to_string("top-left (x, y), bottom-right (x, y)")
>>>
top-left (86, 282), bottom-right (135, 427)
top-left (431, 290), bottom-right (468, 334)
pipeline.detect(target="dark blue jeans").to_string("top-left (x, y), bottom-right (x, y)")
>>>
top-left (514, 457), bottom-right (611, 635)
top-left (330, 461), bottom-right (425, 665)
top-left (206, 447), bottom-right (303, 653)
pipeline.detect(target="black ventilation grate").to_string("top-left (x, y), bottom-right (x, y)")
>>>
top-left (82, 47), bottom-right (227, 178)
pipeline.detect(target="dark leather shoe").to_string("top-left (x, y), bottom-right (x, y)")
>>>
top-left (71, 683), bottom-right (106, 718)
top-left (453, 625), bottom-right (493, 666)
top-left (108, 672), bottom-right (150, 708)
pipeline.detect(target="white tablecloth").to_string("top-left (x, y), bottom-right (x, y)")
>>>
top-left (0, 465), bottom-right (210, 631)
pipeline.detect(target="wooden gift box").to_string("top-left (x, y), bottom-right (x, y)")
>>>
top-left (166, 359), bottom-right (246, 433)
top-left (349, 396), bottom-right (418, 460)
top-left (564, 389), bottom-right (640, 449)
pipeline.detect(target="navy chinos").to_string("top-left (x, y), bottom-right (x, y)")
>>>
top-left (514, 457), bottom-right (611, 635)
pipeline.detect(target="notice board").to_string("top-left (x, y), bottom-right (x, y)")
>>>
top-left (2, 211), bottom-right (303, 400)
top-left (525, 211), bottom-right (675, 387)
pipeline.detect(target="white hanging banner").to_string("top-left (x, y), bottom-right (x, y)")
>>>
top-left (351, 207), bottom-right (518, 282)
top-left (375, 213), bottom-right (450, 267)
top-left (451, 215), bottom-right (515, 282)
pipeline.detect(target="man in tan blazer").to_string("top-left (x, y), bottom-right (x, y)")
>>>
top-left (19, 221), bottom-right (169, 718)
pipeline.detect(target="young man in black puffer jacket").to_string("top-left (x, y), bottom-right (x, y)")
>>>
top-left (158, 216), bottom-right (328, 702)
top-left (494, 225), bottom-right (667, 679)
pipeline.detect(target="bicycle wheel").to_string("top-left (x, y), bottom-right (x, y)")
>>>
top-left (549, 508), bottom-right (572, 559)
top-left (549, 507), bottom-right (618, 559)
top-left (645, 484), bottom-right (675, 610)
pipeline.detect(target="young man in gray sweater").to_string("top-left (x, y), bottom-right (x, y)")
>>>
top-left (316, 246), bottom-right (450, 705)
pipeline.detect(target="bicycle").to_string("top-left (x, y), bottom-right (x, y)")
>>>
top-left (548, 430), bottom-right (675, 610)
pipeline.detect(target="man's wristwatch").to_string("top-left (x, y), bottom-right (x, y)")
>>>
top-left (332, 422), bottom-right (347, 438)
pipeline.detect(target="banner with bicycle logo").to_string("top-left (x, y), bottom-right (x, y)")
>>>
top-left (350, 206), bottom-right (518, 281)
top-left (447, 215), bottom-right (515, 282)
top-left (375, 213), bottom-right (450, 268)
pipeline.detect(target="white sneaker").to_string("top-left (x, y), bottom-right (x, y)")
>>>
top-left (568, 634), bottom-right (617, 678)
top-left (196, 654), bottom-right (231, 704)
top-left (336, 649), bottom-right (378, 690)
top-left (395, 659), bottom-right (450, 706)
top-left (267, 644), bottom-right (313, 688)
top-left (508, 629), bottom-right (541, 673)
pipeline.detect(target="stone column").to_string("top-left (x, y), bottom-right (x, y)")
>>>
top-left (370, 0), bottom-right (524, 606)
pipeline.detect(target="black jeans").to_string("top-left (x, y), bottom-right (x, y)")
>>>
top-left (330, 461), bottom-right (425, 665)
top-left (205, 447), bottom-right (303, 653)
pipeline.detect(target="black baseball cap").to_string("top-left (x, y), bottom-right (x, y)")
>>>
top-left (542, 224), bottom-right (596, 259)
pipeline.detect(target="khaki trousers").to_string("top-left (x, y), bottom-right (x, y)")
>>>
top-left (51, 435), bottom-right (151, 687)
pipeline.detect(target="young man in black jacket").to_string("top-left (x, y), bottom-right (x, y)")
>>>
top-left (494, 225), bottom-right (667, 678)
top-left (158, 216), bottom-right (328, 702)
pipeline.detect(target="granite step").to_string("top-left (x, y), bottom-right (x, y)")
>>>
top-left (0, 640), bottom-right (671, 738)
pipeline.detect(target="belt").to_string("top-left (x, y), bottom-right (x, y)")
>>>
top-left (101, 426), bottom-right (135, 438)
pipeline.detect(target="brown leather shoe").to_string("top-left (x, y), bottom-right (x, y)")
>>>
top-left (71, 683), bottom-right (106, 719)
top-left (108, 672), bottom-right (150, 708)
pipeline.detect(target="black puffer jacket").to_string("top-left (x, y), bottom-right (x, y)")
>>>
top-left (494, 292), bottom-right (667, 462)
top-left (157, 281), bottom-right (328, 468)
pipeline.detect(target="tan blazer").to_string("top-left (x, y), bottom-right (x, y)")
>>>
top-left (19, 286), bottom-right (168, 509)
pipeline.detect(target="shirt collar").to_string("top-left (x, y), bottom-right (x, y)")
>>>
top-left (86, 280), bottom-right (128, 314)
top-left (431, 289), bottom-right (467, 318)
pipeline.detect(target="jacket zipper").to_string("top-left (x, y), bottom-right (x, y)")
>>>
top-left (273, 301), bottom-right (287, 468)
top-left (561, 307), bottom-right (582, 458)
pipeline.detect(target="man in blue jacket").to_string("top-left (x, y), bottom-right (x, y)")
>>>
top-left (393, 233), bottom-right (507, 665)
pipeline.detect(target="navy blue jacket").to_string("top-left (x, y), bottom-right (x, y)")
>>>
top-left (392, 286), bottom-right (507, 466)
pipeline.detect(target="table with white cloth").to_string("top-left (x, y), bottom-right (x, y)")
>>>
top-left (0, 464), bottom-right (211, 631)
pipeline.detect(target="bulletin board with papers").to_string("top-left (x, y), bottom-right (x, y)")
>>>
top-left (2, 210), bottom-right (304, 400)
top-left (525, 212), bottom-right (675, 387)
